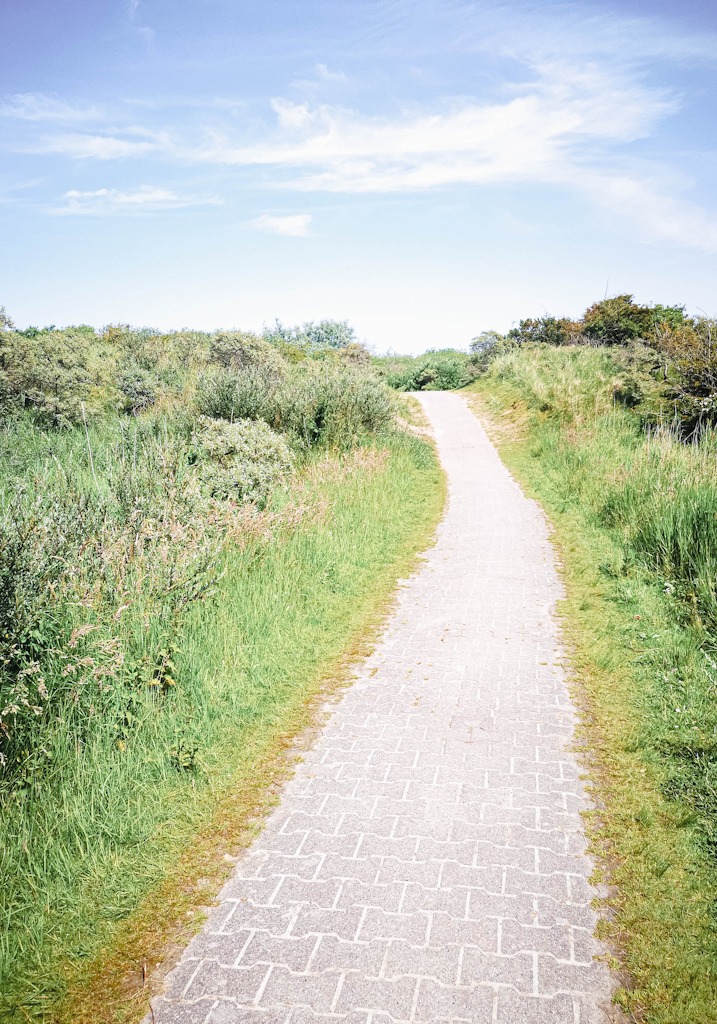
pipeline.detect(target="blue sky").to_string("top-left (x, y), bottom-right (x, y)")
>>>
top-left (1, 0), bottom-right (716, 352)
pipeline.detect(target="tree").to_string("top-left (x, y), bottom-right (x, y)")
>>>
top-left (507, 316), bottom-right (574, 346)
top-left (263, 318), bottom-right (359, 354)
top-left (469, 331), bottom-right (507, 371)
top-left (581, 294), bottom-right (653, 345)
top-left (301, 320), bottom-right (356, 350)
top-left (0, 306), bottom-right (14, 331)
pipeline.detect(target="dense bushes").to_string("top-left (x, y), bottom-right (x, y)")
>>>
top-left (192, 417), bottom-right (294, 503)
top-left (376, 349), bottom-right (475, 391)
top-left (198, 359), bottom-right (394, 448)
top-left (0, 315), bottom-right (396, 793)
top-left (473, 294), bottom-right (717, 434)
top-left (0, 328), bottom-right (100, 426)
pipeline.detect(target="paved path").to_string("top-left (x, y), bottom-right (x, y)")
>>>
top-left (150, 392), bottom-right (618, 1024)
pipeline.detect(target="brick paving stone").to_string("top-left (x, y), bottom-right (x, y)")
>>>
top-left (146, 393), bottom-right (621, 1023)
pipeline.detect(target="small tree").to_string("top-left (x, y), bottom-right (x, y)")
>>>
top-left (0, 306), bottom-right (14, 331)
top-left (469, 331), bottom-right (508, 372)
top-left (653, 317), bottom-right (717, 432)
top-left (507, 316), bottom-right (575, 346)
top-left (301, 320), bottom-right (356, 350)
top-left (582, 295), bottom-right (653, 345)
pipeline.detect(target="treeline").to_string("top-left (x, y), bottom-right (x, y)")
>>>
top-left (472, 293), bottom-right (717, 433)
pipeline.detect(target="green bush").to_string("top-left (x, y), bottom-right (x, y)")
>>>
top-left (209, 331), bottom-right (287, 380)
top-left (506, 316), bottom-right (577, 347)
top-left (271, 363), bottom-right (394, 447)
top-left (192, 417), bottom-right (294, 504)
top-left (377, 349), bottom-right (475, 391)
top-left (195, 365), bottom-right (272, 421)
top-left (582, 294), bottom-right (654, 346)
top-left (116, 361), bottom-right (158, 414)
top-left (0, 329), bottom-right (100, 426)
top-left (263, 318), bottom-right (357, 352)
top-left (468, 331), bottom-right (517, 373)
top-left (652, 318), bottom-right (717, 433)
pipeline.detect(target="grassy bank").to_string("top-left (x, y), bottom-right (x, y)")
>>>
top-left (1, 429), bottom-right (443, 1023)
top-left (0, 319), bottom-right (445, 1022)
top-left (467, 346), bottom-right (717, 1023)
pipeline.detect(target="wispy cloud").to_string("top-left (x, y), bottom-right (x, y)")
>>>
top-left (30, 131), bottom-right (168, 160)
top-left (55, 185), bottom-right (221, 215)
top-left (188, 63), bottom-right (675, 183)
top-left (315, 64), bottom-right (348, 83)
top-left (248, 213), bottom-right (312, 236)
top-left (127, 0), bottom-right (154, 47)
top-left (580, 171), bottom-right (717, 253)
top-left (0, 93), bottom-right (102, 122)
top-left (6, 1), bottom-right (717, 251)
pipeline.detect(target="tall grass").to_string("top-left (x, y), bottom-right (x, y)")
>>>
top-left (0, 429), bottom-right (443, 1023)
top-left (0, 324), bottom-right (443, 1021)
top-left (469, 345), bottom-right (717, 1023)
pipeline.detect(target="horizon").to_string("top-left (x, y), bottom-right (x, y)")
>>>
top-left (2, 0), bottom-right (717, 354)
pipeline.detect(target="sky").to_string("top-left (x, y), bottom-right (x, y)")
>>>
top-left (1, 0), bottom-right (716, 353)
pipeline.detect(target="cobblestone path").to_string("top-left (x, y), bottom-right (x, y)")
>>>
top-left (149, 392), bottom-right (618, 1024)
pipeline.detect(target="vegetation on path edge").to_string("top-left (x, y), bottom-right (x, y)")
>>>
top-left (0, 317), bottom-right (446, 1023)
top-left (3, 430), bottom-right (444, 1024)
top-left (467, 347), bottom-right (717, 1024)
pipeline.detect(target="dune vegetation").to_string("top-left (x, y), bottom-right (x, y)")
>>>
top-left (467, 295), bottom-right (717, 1023)
top-left (0, 315), bottom-right (444, 1023)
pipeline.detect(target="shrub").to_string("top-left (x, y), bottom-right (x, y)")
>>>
top-left (506, 316), bottom-right (577, 347)
top-left (378, 350), bottom-right (474, 391)
top-left (0, 329), bottom-right (98, 426)
top-left (468, 331), bottom-right (515, 373)
top-left (340, 342), bottom-right (371, 365)
top-left (192, 417), bottom-right (294, 504)
top-left (197, 332), bottom-right (290, 423)
top-left (195, 366), bottom-right (272, 421)
top-left (271, 364), bottom-right (394, 447)
top-left (116, 361), bottom-right (158, 414)
top-left (209, 331), bottom-right (287, 380)
top-left (302, 320), bottom-right (356, 350)
top-left (582, 294), bottom-right (654, 346)
top-left (263, 319), bottom-right (357, 352)
top-left (653, 318), bottom-right (717, 432)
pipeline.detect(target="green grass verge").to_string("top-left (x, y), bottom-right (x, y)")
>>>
top-left (466, 354), bottom-right (717, 1024)
top-left (1, 431), bottom-right (445, 1024)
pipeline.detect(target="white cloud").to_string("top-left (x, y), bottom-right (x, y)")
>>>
top-left (6, 2), bottom-right (717, 252)
top-left (270, 98), bottom-right (314, 131)
top-left (0, 93), bottom-right (102, 122)
top-left (55, 185), bottom-right (221, 215)
top-left (579, 171), bottom-right (717, 252)
top-left (187, 62), bottom-right (675, 194)
top-left (314, 64), bottom-right (348, 83)
top-left (30, 132), bottom-right (167, 159)
top-left (248, 213), bottom-right (312, 237)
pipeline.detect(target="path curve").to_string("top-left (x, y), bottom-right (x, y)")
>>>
top-left (150, 392), bottom-right (618, 1024)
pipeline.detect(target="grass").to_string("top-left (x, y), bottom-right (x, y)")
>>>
top-left (466, 345), bottom-right (717, 1023)
top-left (0, 430), bottom-right (445, 1024)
